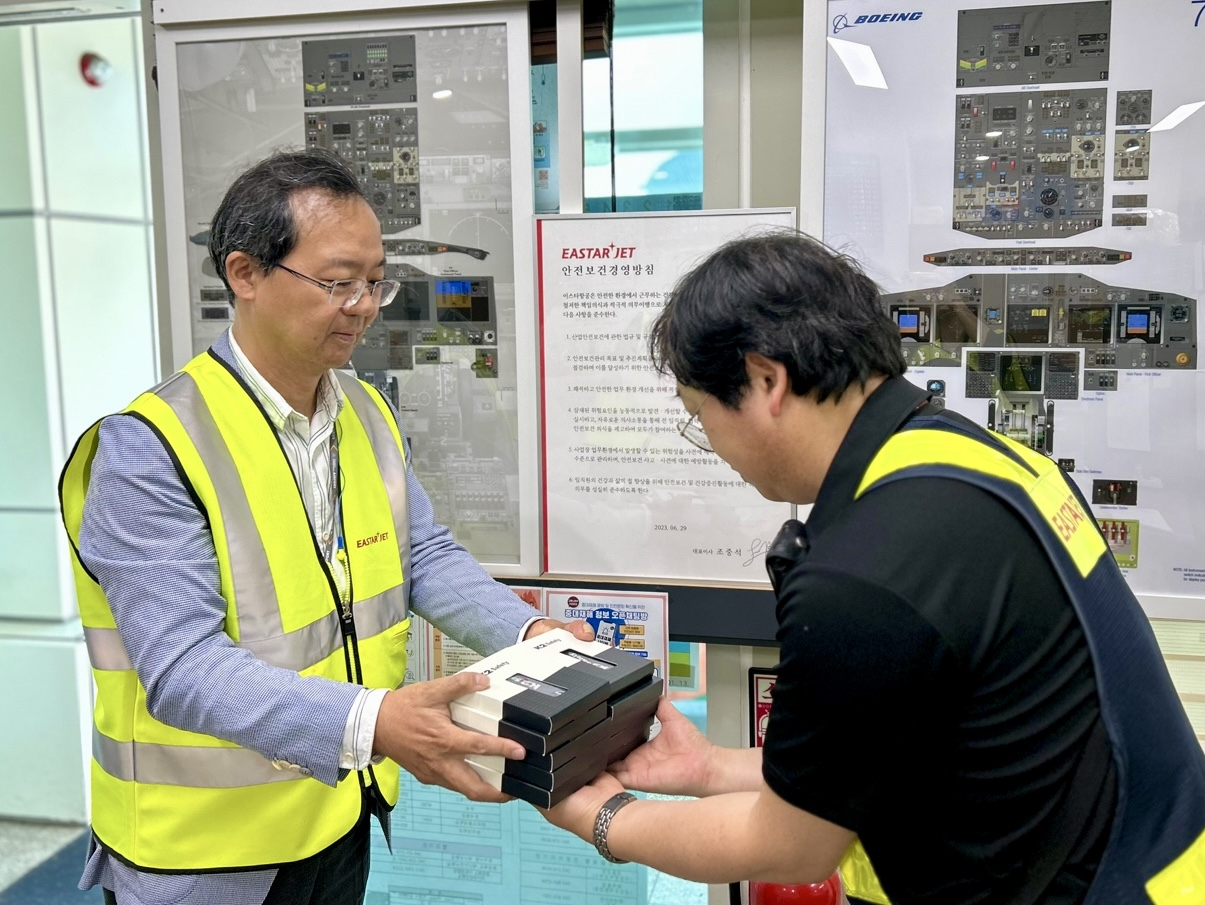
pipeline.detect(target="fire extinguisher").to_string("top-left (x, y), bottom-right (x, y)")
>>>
top-left (749, 871), bottom-right (844, 904)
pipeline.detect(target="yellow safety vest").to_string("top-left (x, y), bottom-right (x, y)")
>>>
top-left (839, 838), bottom-right (891, 904)
top-left (840, 415), bottom-right (1205, 904)
top-left (59, 351), bottom-right (411, 871)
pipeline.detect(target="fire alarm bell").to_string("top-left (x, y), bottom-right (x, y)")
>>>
top-left (80, 52), bottom-right (112, 88)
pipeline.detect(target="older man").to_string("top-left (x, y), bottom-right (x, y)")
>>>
top-left (61, 148), bottom-right (589, 905)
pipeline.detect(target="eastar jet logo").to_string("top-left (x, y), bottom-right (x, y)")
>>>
top-left (561, 243), bottom-right (636, 260)
top-left (1051, 493), bottom-right (1089, 542)
top-left (356, 531), bottom-right (390, 549)
top-left (832, 11), bottom-right (923, 34)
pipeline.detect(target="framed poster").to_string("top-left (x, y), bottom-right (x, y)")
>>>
top-left (537, 208), bottom-right (796, 582)
top-left (153, 2), bottom-right (541, 573)
top-left (808, 0), bottom-right (1205, 618)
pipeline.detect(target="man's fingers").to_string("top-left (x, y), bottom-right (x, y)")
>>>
top-left (452, 725), bottom-right (526, 760)
top-left (524, 617), bottom-right (595, 642)
top-left (440, 759), bottom-right (515, 804)
top-left (408, 671), bottom-right (489, 705)
top-left (524, 618), bottom-right (556, 639)
top-left (565, 619), bottom-right (595, 641)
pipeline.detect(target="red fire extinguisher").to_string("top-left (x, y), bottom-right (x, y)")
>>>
top-left (749, 871), bottom-right (844, 904)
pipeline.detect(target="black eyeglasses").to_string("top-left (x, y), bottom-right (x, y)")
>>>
top-left (277, 264), bottom-right (401, 310)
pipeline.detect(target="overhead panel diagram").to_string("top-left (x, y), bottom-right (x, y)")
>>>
top-left (953, 88), bottom-right (1106, 239)
top-left (1112, 91), bottom-right (1154, 200)
top-left (306, 107), bottom-right (421, 232)
top-left (302, 35), bottom-right (417, 106)
top-left (1112, 192), bottom-right (1148, 229)
top-left (1115, 89), bottom-right (1151, 126)
top-left (1113, 129), bottom-right (1149, 181)
top-left (300, 28), bottom-right (519, 559)
top-left (822, 0), bottom-right (1205, 602)
top-left (303, 36), bottom-right (421, 232)
top-left (955, 1), bottom-right (1111, 87)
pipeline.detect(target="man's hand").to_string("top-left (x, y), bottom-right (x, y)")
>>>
top-left (373, 673), bottom-right (525, 803)
top-left (524, 617), bottom-right (595, 642)
top-left (539, 771), bottom-right (626, 842)
top-left (608, 696), bottom-right (717, 797)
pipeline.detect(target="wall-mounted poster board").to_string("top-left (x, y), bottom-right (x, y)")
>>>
top-left (809, 0), bottom-right (1205, 620)
top-left (536, 209), bottom-right (796, 582)
top-left (152, 2), bottom-right (541, 574)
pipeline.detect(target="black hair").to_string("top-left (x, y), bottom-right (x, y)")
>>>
top-left (649, 230), bottom-right (905, 407)
top-left (206, 147), bottom-right (367, 302)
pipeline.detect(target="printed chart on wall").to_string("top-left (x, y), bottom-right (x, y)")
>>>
top-left (537, 209), bottom-right (796, 581)
top-left (366, 791), bottom-right (649, 904)
top-left (821, 0), bottom-right (1205, 610)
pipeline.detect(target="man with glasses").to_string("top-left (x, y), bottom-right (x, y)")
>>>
top-left (60, 148), bottom-right (591, 905)
top-left (541, 231), bottom-right (1205, 904)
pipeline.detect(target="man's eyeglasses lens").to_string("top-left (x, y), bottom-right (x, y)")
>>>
top-left (329, 279), bottom-right (401, 310)
top-left (278, 265), bottom-right (401, 310)
top-left (677, 415), bottom-right (713, 452)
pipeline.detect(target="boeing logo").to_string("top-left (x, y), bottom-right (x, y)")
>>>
top-left (832, 11), bottom-right (923, 34)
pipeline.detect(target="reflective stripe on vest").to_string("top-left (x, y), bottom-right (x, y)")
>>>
top-left (154, 369), bottom-right (282, 639)
top-left (83, 587), bottom-right (405, 683)
top-left (83, 626), bottom-right (132, 671)
top-left (93, 729), bottom-right (301, 789)
top-left (61, 351), bottom-right (413, 870)
top-left (858, 419), bottom-right (1205, 904)
top-left (337, 372), bottom-right (412, 583)
top-left (858, 427), bottom-right (1107, 576)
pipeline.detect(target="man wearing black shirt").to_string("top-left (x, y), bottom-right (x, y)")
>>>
top-left (761, 382), bottom-right (1115, 904)
top-left (540, 232), bottom-right (1205, 904)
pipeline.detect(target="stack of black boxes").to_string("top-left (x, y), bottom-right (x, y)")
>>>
top-left (451, 628), bottom-right (661, 806)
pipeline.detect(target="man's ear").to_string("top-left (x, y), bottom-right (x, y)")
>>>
top-left (745, 352), bottom-right (790, 416)
top-left (224, 251), bottom-right (260, 302)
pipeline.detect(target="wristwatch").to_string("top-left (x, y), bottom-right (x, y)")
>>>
top-left (592, 791), bottom-right (637, 863)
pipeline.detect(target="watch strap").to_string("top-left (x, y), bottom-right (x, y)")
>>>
top-left (592, 791), bottom-right (637, 863)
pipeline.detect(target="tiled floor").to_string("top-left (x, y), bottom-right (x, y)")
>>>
top-left (0, 817), bottom-right (711, 904)
top-left (0, 819), bottom-right (86, 894)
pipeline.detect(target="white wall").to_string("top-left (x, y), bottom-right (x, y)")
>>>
top-left (0, 14), bottom-right (157, 823)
